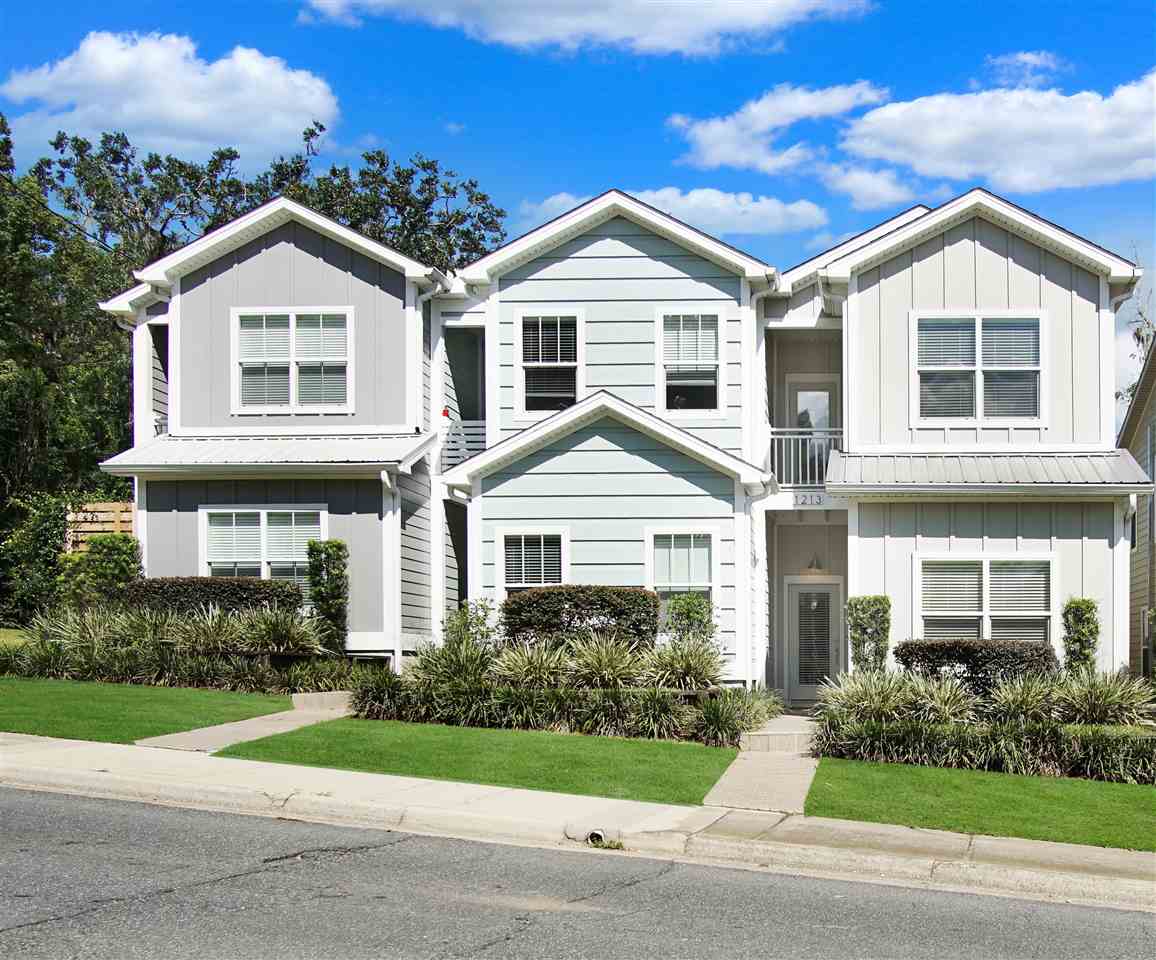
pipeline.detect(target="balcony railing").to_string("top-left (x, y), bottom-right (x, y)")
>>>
top-left (769, 428), bottom-right (842, 487)
top-left (441, 419), bottom-right (487, 470)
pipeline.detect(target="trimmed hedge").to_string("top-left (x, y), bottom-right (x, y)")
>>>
top-left (500, 585), bottom-right (660, 646)
top-left (894, 638), bottom-right (1058, 695)
top-left (307, 539), bottom-right (349, 651)
top-left (846, 596), bottom-right (891, 671)
top-left (122, 577), bottom-right (302, 614)
top-left (1062, 598), bottom-right (1100, 672)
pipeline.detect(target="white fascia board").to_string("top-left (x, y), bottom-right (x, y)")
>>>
top-left (397, 432), bottom-right (438, 473)
top-left (441, 391), bottom-right (773, 490)
top-left (459, 190), bottom-right (774, 284)
top-left (99, 282), bottom-right (165, 318)
top-left (100, 463), bottom-right (395, 479)
top-left (822, 189), bottom-right (1140, 283)
top-left (132, 197), bottom-right (437, 287)
top-left (828, 483), bottom-right (1152, 498)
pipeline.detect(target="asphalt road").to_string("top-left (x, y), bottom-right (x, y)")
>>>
top-left (0, 788), bottom-right (1151, 960)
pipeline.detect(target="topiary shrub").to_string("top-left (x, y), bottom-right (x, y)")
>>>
top-left (894, 638), bottom-right (1058, 696)
top-left (500, 585), bottom-right (659, 647)
top-left (122, 577), bottom-right (301, 615)
top-left (846, 595), bottom-right (891, 671)
top-left (57, 533), bottom-right (142, 608)
top-left (306, 539), bottom-right (348, 651)
top-left (1062, 598), bottom-right (1099, 672)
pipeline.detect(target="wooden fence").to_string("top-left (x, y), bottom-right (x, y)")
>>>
top-left (65, 501), bottom-right (134, 552)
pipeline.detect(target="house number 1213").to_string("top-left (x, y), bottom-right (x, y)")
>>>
top-left (793, 492), bottom-right (827, 507)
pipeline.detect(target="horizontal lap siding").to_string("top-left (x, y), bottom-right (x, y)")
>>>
top-left (497, 216), bottom-right (744, 454)
top-left (479, 419), bottom-right (739, 652)
top-left (398, 462), bottom-right (432, 640)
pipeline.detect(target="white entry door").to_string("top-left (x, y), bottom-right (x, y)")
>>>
top-left (787, 581), bottom-right (841, 702)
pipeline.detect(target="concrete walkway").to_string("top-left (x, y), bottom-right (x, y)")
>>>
top-left (703, 752), bottom-right (818, 813)
top-left (135, 708), bottom-right (347, 753)
top-left (2, 731), bottom-right (1152, 912)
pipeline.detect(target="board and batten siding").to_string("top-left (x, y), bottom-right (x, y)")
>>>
top-left (142, 478), bottom-right (385, 635)
top-left (850, 216), bottom-right (1104, 447)
top-left (496, 216), bottom-right (745, 453)
top-left (853, 501), bottom-right (1123, 670)
top-left (477, 418), bottom-right (740, 656)
top-left (178, 221), bottom-right (409, 429)
top-left (398, 461), bottom-right (433, 640)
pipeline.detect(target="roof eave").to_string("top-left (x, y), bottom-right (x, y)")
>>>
top-left (828, 483), bottom-right (1151, 498)
top-left (100, 461), bottom-right (399, 478)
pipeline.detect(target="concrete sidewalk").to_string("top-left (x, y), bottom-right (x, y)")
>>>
top-left (135, 708), bottom-right (347, 753)
top-left (1, 732), bottom-right (1152, 912)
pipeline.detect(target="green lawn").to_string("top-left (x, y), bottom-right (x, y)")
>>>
top-left (0, 628), bottom-right (26, 648)
top-left (219, 718), bottom-right (736, 806)
top-left (0, 677), bottom-right (290, 744)
top-left (805, 758), bottom-right (1156, 851)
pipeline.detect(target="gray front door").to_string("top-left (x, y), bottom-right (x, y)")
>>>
top-left (787, 582), bottom-right (840, 702)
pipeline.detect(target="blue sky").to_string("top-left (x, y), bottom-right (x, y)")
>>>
top-left (1, 0), bottom-right (1154, 393)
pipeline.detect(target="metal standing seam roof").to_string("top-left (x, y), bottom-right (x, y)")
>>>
top-left (825, 450), bottom-right (1151, 494)
top-left (101, 433), bottom-right (433, 473)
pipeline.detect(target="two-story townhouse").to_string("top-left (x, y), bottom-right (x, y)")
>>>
top-left (101, 188), bottom-right (1148, 703)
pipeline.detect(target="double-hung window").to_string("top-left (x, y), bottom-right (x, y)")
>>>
top-left (914, 313), bottom-right (1041, 423)
top-left (919, 557), bottom-right (1052, 643)
top-left (520, 315), bottom-right (579, 412)
top-left (662, 314), bottom-right (720, 411)
top-left (235, 309), bottom-right (351, 412)
top-left (652, 533), bottom-right (714, 614)
top-left (501, 533), bottom-right (565, 596)
top-left (203, 507), bottom-right (324, 595)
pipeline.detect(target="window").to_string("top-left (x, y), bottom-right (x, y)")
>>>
top-left (919, 557), bottom-right (1052, 642)
top-left (520, 315), bottom-right (579, 412)
top-left (652, 533), bottom-right (713, 616)
top-left (202, 507), bottom-right (325, 595)
top-left (662, 314), bottom-right (719, 411)
top-left (234, 309), bottom-right (351, 412)
top-left (1131, 511), bottom-right (1138, 552)
top-left (502, 533), bottom-right (564, 595)
top-left (913, 313), bottom-right (1041, 423)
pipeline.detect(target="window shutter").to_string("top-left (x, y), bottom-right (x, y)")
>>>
top-left (922, 561), bottom-right (982, 611)
top-left (982, 319), bottom-right (1039, 366)
top-left (990, 618), bottom-right (1049, 643)
top-left (918, 319), bottom-right (975, 366)
top-left (989, 561), bottom-right (1050, 612)
top-left (920, 371), bottom-right (975, 418)
top-left (207, 512), bottom-right (260, 562)
top-left (983, 372), bottom-right (1039, 418)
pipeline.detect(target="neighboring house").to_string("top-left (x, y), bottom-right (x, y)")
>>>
top-left (101, 188), bottom-right (1148, 703)
top-left (1117, 344), bottom-right (1156, 676)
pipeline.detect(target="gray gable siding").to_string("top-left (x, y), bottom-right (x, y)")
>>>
top-left (497, 216), bottom-right (744, 453)
top-left (479, 418), bottom-right (738, 653)
top-left (178, 221), bottom-right (408, 429)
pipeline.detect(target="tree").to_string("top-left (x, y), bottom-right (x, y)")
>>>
top-left (1116, 254), bottom-right (1152, 403)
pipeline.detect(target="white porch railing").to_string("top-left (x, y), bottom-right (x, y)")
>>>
top-left (441, 419), bottom-right (487, 470)
top-left (769, 428), bottom-right (842, 487)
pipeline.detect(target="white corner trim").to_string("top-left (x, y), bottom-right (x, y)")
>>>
top-left (135, 478), bottom-right (148, 575)
top-left (382, 478), bottom-right (403, 671)
top-left (132, 321), bottom-right (154, 445)
top-left (467, 478), bottom-right (483, 604)
top-left (169, 277), bottom-right (182, 432)
top-left (484, 285), bottom-right (501, 449)
top-left (493, 525), bottom-right (571, 605)
top-left (405, 282), bottom-right (420, 429)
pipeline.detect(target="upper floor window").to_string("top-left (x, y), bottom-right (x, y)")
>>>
top-left (233, 309), bottom-right (352, 413)
top-left (913, 313), bottom-right (1042, 424)
top-left (517, 312), bottom-right (583, 416)
top-left (202, 506), bottom-right (325, 597)
top-left (660, 313), bottom-right (720, 412)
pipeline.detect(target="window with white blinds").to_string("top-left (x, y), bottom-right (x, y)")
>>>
top-left (919, 557), bottom-right (1052, 643)
top-left (502, 534), bottom-right (564, 594)
top-left (235, 309), bottom-right (351, 412)
top-left (662, 314), bottom-right (720, 411)
top-left (521, 316), bottom-right (579, 412)
top-left (914, 314), bottom-right (1042, 422)
top-left (652, 533), bottom-right (713, 614)
top-left (203, 507), bottom-right (324, 591)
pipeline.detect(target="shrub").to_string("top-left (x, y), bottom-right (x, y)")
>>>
top-left (904, 675), bottom-right (979, 725)
top-left (662, 593), bottom-right (715, 645)
top-left (639, 638), bottom-right (723, 690)
top-left (171, 605), bottom-right (241, 654)
top-left (1062, 598), bottom-right (1100, 672)
top-left (57, 534), bottom-right (142, 608)
top-left (349, 668), bottom-right (409, 719)
top-left (307, 539), bottom-right (349, 651)
top-left (567, 632), bottom-right (641, 689)
top-left (122, 577), bottom-right (302, 615)
top-left (443, 600), bottom-right (496, 648)
top-left (813, 670), bottom-right (916, 726)
top-left (408, 633), bottom-right (493, 687)
top-left (0, 491), bottom-right (82, 623)
top-left (846, 596), bottom-right (891, 672)
top-left (986, 674), bottom-right (1057, 726)
top-left (489, 643), bottom-right (569, 688)
top-left (894, 638), bottom-right (1058, 695)
top-left (500, 586), bottom-right (659, 647)
top-left (627, 687), bottom-right (693, 740)
top-left (1055, 668), bottom-right (1155, 726)
top-left (233, 606), bottom-right (327, 656)
top-left (694, 691), bottom-right (751, 747)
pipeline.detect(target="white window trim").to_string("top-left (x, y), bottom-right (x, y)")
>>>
top-left (654, 306), bottom-right (729, 419)
top-left (783, 372), bottom-right (842, 430)
top-left (911, 552), bottom-right (1060, 644)
top-left (908, 309), bottom-right (1048, 430)
top-left (493, 525), bottom-right (571, 604)
top-left (197, 504), bottom-right (329, 578)
top-left (512, 307), bottom-right (586, 423)
top-left (643, 523), bottom-right (726, 636)
top-left (229, 306), bottom-right (356, 415)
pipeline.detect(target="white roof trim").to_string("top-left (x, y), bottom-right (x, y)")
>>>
top-left (130, 197), bottom-right (438, 288)
top-left (99, 282), bottom-right (164, 318)
top-left (822, 189), bottom-right (1140, 284)
top-left (441, 391), bottom-right (774, 490)
top-left (459, 190), bottom-right (774, 284)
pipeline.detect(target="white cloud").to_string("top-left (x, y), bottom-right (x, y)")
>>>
top-left (517, 187), bottom-right (827, 236)
top-left (842, 70), bottom-right (1156, 193)
top-left (444, 121), bottom-right (466, 135)
top-left (984, 50), bottom-right (1067, 88)
top-left (304, 0), bottom-right (869, 55)
top-left (1, 32), bottom-right (339, 162)
top-left (818, 163), bottom-right (915, 210)
top-left (668, 81), bottom-right (888, 175)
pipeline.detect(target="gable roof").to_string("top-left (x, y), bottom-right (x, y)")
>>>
top-left (1117, 344), bottom-right (1156, 448)
top-left (821, 188), bottom-right (1140, 285)
top-left (440, 391), bottom-right (773, 491)
top-left (458, 189), bottom-right (775, 285)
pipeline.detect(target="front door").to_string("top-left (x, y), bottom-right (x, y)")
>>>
top-left (787, 581), bottom-right (841, 702)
